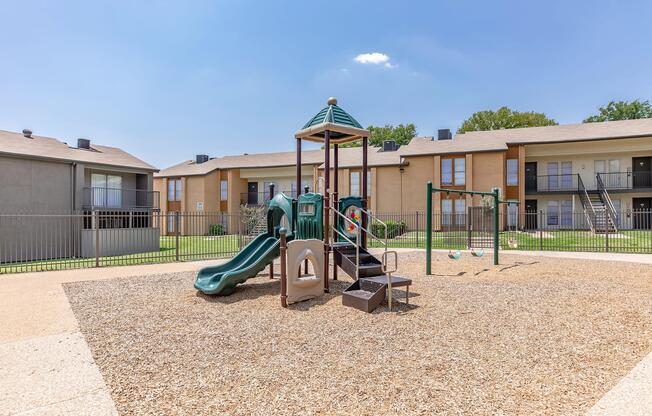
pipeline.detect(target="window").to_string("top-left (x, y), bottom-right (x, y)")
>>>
top-left (454, 158), bottom-right (465, 185)
top-left (441, 159), bottom-right (453, 185)
top-left (167, 179), bottom-right (181, 202)
top-left (609, 159), bottom-right (621, 187)
top-left (350, 171), bottom-right (360, 196)
top-left (547, 162), bottom-right (558, 190)
top-left (561, 161), bottom-right (572, 189)
top-left (454, 198), bottom-right (466, 225)
top-left (507, 159), bottom-right (518, 186)
top-left (220, 180), bottom-right (228, 201)
top-left (507, 202), bottom-right (518, 228)
top-left (612, 199), bottom-right (621, 226)
top-left (560, 200), bottom-right (572, 227)
top-left (91, 173), bottom-right (122, 207)
top-left (441, 199), bottom-right (453, 225)
top-left (547, 200), bottom-right (559, 226)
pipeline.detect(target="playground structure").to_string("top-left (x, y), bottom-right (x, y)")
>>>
top-left (425, 182), bottom-right (519, 272)
top-left (195, 97), bottom-right (411, 312)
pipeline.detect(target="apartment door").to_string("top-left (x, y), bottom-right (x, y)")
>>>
top-left (247, 182), bottom-right (258, 205)
top-left (633, 198), bottom-right (651, 229)
top-left (525, 162), bottom-right (537, 192)
top-left (524, 199), bottom-right (538, 230)
top-left (633, 157), bottom-right (651, 188)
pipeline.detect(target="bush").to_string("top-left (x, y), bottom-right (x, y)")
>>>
top-left (208, 223), bottom-right (226, 236)
top-left (371, 220), bottom-right (407, 239)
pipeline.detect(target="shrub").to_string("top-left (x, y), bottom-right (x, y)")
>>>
top-left (208, 223), bottom-right (226, 236)
top-left (371, 220), bottom-right (407, 239)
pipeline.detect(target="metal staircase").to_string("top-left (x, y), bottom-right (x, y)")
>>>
top-left (577, 175), bottom-right (618, 234)
top-left (331, 204), bottom-right (407, 312)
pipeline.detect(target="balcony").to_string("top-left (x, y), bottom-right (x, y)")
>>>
top-left (82, 187), bottom-right (160, 210)
top-left (525, 174), bottom-right (579, 194)
top-left (597, 172), bottom-right (652, 191)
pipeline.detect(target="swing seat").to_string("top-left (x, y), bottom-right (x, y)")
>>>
top-left (471, 248), bottom-right (484, 257)
top-left (448, 250), bottom-right (462, 260)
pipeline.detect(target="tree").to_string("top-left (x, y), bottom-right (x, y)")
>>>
top-left (338, 123), bottom-right (417, 148)
top-left (583, 100), bottom-right (652, 123)
top-left (457, 107), bottom-right (557, 134)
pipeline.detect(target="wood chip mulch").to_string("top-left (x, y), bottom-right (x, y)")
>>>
top-left (64, 252), bottom-right (652, 415)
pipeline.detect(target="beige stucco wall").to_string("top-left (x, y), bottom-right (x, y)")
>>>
top-left (471, 152), bottom-right (505, 203)
top-left (400, 155), bottom-right (435, 212)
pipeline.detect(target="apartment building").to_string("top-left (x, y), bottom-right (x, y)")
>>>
top-left (0, 129), bottom-right (159, 260)
top-left (156, 118), bottom-right (652, 233)
top-left (327, 119), bottom-right (652, 231)
top-left (153, 150), bottom-right (324, 234)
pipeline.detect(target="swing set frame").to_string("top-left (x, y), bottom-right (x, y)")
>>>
top-left (426, 182), bottom-right (518, 272)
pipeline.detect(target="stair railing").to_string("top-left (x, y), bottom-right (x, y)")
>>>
top-left (331, 206), bottom-right (361, 280)
top-left (577, 175), bottom-right (597, 232)
top-left (596, 174), bottom-right (619, 233)
top-left (360, 208), bottom-right (401, 311)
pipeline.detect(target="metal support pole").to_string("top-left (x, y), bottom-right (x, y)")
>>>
top-left (323, 130), bottom-right (330, 293)
top-left (361, 136), bottom-right (368, 248)
top-left (333, 143), bottom-right (339, 281)
top-left (493, 189), bottom-right (499, 266)
top-left (296, 138), bottom-right (302, 200)
top-left (539, 210), bottom-right (544, 251)
top-left (269, 183), bottom-right (275, 278)
top-left (426, 182), bottom-right (432, 275)
top-left (280, 228), bottom-right (287, 307)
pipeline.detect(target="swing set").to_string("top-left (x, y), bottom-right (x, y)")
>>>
top-left (426, 182), bottom-right (517, 272)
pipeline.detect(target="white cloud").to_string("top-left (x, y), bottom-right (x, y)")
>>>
top-left (353, 52), bottom-right (395, 68)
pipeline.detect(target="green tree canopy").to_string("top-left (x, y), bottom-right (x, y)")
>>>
top-left (583, 100), bottom-right (652, 123)
top-left (457, 107), bottom-right (557, 134)
top-left (338, 123), bottom-right (417, 148)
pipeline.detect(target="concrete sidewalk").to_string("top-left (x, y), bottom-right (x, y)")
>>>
top-left (0, 259), bottom-right (224, 415)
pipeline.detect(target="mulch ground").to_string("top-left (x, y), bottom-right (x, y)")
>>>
top-left (64, 252), bottom-right (652, 415)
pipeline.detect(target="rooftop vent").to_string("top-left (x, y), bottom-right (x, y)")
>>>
top-left (22, 129), bottom-right (32, 138)
top-left (77, 138), bottom-right (91, 149)
top-left (382, 140), bottom-right (399, 151)
top-left (438, 129), bottom-right (452, 140)
top-left (196, 154), bottom-right (209, 164)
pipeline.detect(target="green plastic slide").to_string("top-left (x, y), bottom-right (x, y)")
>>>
top-left (194, 233), bottom-right (280, 295)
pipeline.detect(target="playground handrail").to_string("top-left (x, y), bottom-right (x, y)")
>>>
top-left (358, 208), bottom-right (389, 268)
top-left (331, 207), bottom-right (361, 280)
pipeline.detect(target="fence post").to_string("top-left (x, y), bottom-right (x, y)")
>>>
top-left (94, 211), bottom-right (100, 267)
top-left (175, 211), bottom-right (180, 261)
top-left (415, 211), bottom-right (419, 247)
top-left (426, 182), bottom-right (432, 275)
top-left (604, 209), bottom-right (609, 253)
top-left (539, 210), bottom-right (544, 251)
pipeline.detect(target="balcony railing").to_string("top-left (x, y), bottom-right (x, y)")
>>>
top-left (598, 171), bottom-right (652, 190)
top-left (526, 174), bottom-right (579, 193)
top-left (82, 187), bottom-right (160, 210)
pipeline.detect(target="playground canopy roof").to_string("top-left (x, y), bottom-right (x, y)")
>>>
top-left (295, 97), bottom-right (370, 144)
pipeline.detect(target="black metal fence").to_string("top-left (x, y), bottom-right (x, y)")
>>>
top-left (367, 209), bottom-right (652, 254)
top-left (0, 211), bottom-right (265, 274)
top-left (1, 208), bottom-right (651, 274)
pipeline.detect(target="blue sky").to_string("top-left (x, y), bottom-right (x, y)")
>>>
top-left (2, 0), bottom-right (651, 168)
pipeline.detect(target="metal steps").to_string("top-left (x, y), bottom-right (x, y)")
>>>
top-left (333, 244), bottom-right (384, 279)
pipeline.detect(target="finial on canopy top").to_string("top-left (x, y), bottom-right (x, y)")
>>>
top-left (327, 97), bottom-right (337, 106)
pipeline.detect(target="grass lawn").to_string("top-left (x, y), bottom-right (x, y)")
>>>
top-left (369, 230), bottom-right (652, 253)
top-left (0, 234), bottom-right (247, 273)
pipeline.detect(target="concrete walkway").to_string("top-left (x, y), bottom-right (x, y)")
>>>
top-left (0, 259), bottom-right (223, 415)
